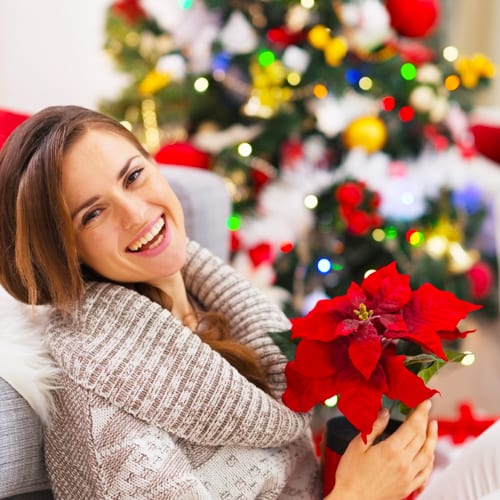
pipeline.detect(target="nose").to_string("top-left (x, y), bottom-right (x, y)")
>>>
top-left (116, 192), bottom-right (148, 230)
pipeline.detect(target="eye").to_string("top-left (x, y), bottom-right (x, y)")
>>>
top-left (125, 168), bottom-right (144, 187)
top-left (81, 207), bottom-right (102, 226)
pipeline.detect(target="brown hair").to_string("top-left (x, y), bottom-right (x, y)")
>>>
top-left (0, 105), bottom-right (269, 393)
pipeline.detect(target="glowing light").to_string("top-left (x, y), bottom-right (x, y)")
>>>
top-left (331, 262), bottom-right (344, 271)
top-left (237, 142), bottom-right (252, 157)
top-left (345, 68), bottom-right (362, 85)
top-left (280, 241), bottom-right (294, 253)
top-left (445, 74), bottom-right (461, 91)
top-left (324, 395), bottom-right (338, 407)
top-left (258, 50), bottom-right (275, 67)
top-left (363, 268), bottom-right (376, 279)
top-left (385, 226), bottom-right (398, 240)
top-left (317, 258), bottom-right (332, 274)
top-left (359, 76), bottom-right (373, 90)
top-left (400, 63), bottom-right (417, 81)
top-left (313, 83), bottom-right (328, 99)
top-left (381, 96), bottom-right (396, 111)
top-left (287, 72), bottom-right (301, 86)
top-left (461, 352), bottom-right (475, 366)
top-left (120, 120), bottom-right (132, 131)
top-left (406, 229), bottom-right (425, 247)
top-left (227, 214), bottom-right (241, 231)
top-left (372, 228), bottom-right (386, 242)
top-left (399, 106), bottom-right (415, 122)
top-left (301, 0), bottom-right (315, 8)
top-left (426, 235), bottom-right (448, 258)
top-left (304, 194), bottom-right (318, 209)
top-left (178, 0), bottom-right (193, 8)
top-left (443, 45), bottom-right (459, 62)
top-left (193, 77), bottom-right (209, 92)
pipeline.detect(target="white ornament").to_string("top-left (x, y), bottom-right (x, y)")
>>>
top-left (282, 45), bottom-right (310, 74)
top-left (156, 54), bottom-right (186, 82)
top-left (219, 11), bottom-right (258, 54)
top-left (409, 85), bottom-right (436, 113)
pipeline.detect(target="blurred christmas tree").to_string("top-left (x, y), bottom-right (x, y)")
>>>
top-left (101, 0), bottom-right (499, 317)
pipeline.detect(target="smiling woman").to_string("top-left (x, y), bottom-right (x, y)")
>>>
top-left (0, 105), bottom-right (498, 500)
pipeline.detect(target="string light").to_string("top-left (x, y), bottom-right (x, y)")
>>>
top-left (358, 76), bottom-right (373, 91)
top-left (400, 63), bottom-right (417, 81)
top-left (381, 96), bottom-right (396, 111)
top-left (385, 226), bottom-right (398, 239)
top-left (461, 352), bottom-right (475, 366)
top-left (304, 194), bottom-right (318, 209)
top-left (227, 214), bottom-right (241, 231)
top-left (313, 83), bottom-right (328, 98)
top-left (399, 106), bottom-right (415, 122)
top-left (324, 395), bottom-right (338, 407)
top-left (443, 46), bottom-right (459, 62)
top-left (317, 258), bottom-right (332, 274)
top-left (445, 74), bottom-right (461, 91)
top-left (237, 142), bottom-right (252, 157)
top-left (193, 77), bottom-right (209, 92)
top-left (258, 50), bottom-right (275, 67)
top-left (372, 228), bottom-right (385, 242)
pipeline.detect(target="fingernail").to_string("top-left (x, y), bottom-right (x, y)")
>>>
top-left (378, 408), bottom-right (389, 419)
top-left (432, 420), bottom-right (438, 432)
top-left (425, 400), bottom-right (432, 410)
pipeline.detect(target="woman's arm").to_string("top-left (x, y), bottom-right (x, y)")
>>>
top-left (46, 282), bottom-right (311, 449)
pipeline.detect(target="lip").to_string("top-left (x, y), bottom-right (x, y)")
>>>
top-left (126, 214), bottom-right (170, 257)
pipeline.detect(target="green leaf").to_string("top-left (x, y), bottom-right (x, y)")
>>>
top-left (268, 330), bottom-right (297, 361)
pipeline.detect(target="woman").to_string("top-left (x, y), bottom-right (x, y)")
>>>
top-left (0, 105), bottom-right (490, 499)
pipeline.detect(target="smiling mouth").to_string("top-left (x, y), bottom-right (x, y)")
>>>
top-left (127, 216), bottom-right (166, 253)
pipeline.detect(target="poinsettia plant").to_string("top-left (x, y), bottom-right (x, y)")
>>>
top-left (273, 261), bottom-right (481, 441)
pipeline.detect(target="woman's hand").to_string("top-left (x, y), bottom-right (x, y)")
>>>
top-left (325, 400), bottom-right (438, 500)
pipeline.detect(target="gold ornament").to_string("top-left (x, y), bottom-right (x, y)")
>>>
top-left (138, 70), bottom-right (171, 95)
top-left (343, 116), bottom-right (387, 153)
top-left (324, 36), bottom-right (348, 67)
top-left (308, 24), bottom-right (331, 50)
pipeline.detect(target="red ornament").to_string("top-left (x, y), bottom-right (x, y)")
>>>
top-left (466, 261), bottom-right (494, 300)
top-left (0, 109), bottom-right (30, 150)
top-left (267, 27), bottom-right (307, 47)
top-left (154, 141), bottom-right (211, 169)
top-left (470, 123), bottom-right (500, 165)
top-left (112, 0), bottom-right (147, 25)
top-left (385, 0), bottom-right (440, 38)
top-left (248, 242), bottom-right (274, 268)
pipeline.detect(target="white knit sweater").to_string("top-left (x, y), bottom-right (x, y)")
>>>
top-left (43, 240), bottom-right (322, 499)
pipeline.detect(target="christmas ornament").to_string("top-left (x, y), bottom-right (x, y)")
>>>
top-left (155, 141), bottom-right (211, 169)
top-left (112, 0), bottom-right (147, 24)
top-left (385, 0), bottom-right (440, 38)
top-left (342, 116), bottom-right (387, 153)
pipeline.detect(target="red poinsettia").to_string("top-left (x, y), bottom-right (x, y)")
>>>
top-left (281, 262), bottom-right (481, 440)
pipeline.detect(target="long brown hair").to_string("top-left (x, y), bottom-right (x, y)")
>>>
top-left (0, 105), bottom-right (269, 393)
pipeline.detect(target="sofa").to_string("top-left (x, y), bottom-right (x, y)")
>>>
top-left (0, 165), bottom-right (232, 499)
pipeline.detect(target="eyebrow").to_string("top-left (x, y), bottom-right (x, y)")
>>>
top-left (70, 155), bottom-right (140, 219)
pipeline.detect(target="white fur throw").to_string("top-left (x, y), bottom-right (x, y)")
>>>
top-left (0, 286), bottom-right (59, 424)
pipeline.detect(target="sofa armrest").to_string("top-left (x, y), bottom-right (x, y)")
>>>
top-left (160, 165), bottom-right (231, 262)
top-left (0, 378), bottom-right (52, 498)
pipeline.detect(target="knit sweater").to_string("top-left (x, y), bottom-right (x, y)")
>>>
top-left (43, 240), bottom-right (323, 499)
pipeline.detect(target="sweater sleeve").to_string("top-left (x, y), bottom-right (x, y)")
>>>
top-left (46, 282), bottom-right (310, 449)
top-left (182, 240), bottom-right (292, 397)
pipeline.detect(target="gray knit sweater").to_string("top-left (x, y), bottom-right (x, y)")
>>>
top-left (43, 240), bottom-right (322, 499)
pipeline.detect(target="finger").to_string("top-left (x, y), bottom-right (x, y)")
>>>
top-left (363, 408), bottom-right (390, 448)
top-left (393, 400), bottom-right (432, 451)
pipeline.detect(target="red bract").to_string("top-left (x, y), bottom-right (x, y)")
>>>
top-left (282, 262), bottom-right (481, 440)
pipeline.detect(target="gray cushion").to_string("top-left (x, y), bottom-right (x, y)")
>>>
top-left (0, 378), bottom-right (51, 498)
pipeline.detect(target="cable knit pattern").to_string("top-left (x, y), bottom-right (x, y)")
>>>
top-left (43, 240), bottom-right (322, 499)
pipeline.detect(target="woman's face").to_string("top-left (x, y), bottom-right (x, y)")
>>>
top-left (62, 129), bottom-right (187, 287)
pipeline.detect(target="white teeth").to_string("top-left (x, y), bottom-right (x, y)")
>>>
top-left (128, 217), bottom-right (165, 252)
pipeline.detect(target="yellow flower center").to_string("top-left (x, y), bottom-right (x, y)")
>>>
top-left (354, 303), bottom-right (373, 321)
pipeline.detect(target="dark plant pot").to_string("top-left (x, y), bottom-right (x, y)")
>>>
top-left (323, 415), bottom-right (409, 497)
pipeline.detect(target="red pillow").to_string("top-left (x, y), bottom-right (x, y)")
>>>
top-left (0, 110), bottom-right (30, 150)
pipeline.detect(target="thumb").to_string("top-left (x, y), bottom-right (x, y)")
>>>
top-left (364, 408), bottom-right (390, 448)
